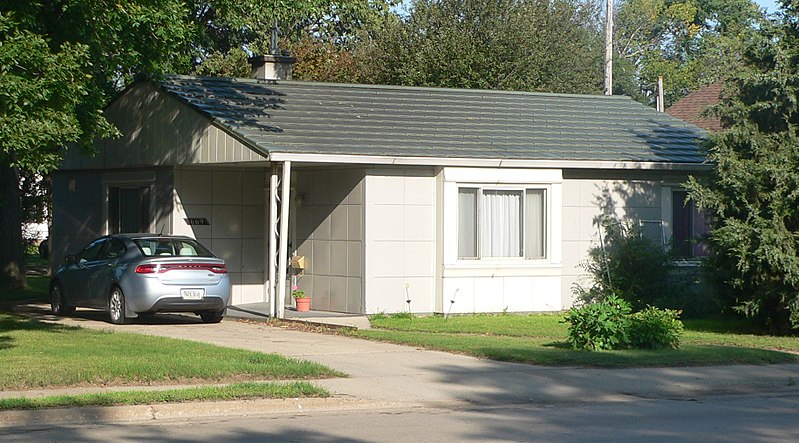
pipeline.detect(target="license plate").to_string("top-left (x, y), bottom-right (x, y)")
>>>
top-left (180, 288), bottom-right (205, 300)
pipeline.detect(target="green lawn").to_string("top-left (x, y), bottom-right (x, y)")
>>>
top-left (0, 382), bottom-right (328, 411)
top-left (0, 313), bottom-right (343, 390)
top-left (355, 313), bottom-right (799, 367)
top-left (0, 259), bottom-right (343, 410)
top-left (0, 312), bottom-right (342, 409)
top-left (0, 275), bottom-right (49, 303)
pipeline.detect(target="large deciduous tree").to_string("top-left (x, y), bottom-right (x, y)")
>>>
top-left (190, 0), bottom-right (397, 79)
top-left (686, 1), bottom-right (799, 333)
top-left (355, 0), bottom-right (605, 93)
top-left (614, 0), bottom-right (765, 107)
top-left (0, 0), bottom-right (387, 289)
top-left (0, 1), bottom-right (193, 289)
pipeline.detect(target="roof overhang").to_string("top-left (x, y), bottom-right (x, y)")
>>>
top-left (267, 152), bottom-right (711, 171)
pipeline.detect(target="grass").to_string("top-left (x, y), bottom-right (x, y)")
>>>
top-left (0, 382), bottom-right (328, 411)
top-left (0, 256), bottom-right (341, 410)
top-left (354, 313), bottom-right (799, 368)
top-left (0, 275), bottom-right (49, 303)
top-left (0, 313), bottom-right (343, 390)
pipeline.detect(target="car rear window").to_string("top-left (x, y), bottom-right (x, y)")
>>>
top-left (134, 238), bottom-right (215, 258)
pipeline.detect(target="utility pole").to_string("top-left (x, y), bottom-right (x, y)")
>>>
top-left (604, 0), bottom-right (613, 95)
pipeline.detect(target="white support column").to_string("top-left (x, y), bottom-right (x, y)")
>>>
top-left (268, 166), bottom-right (279, 317)
top-left (276, 161), bottom-right (292, 319)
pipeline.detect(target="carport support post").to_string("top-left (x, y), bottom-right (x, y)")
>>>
top-left (268, 167), bottom-right (279, 317)
top-left (276, 161), bottom-right (291, 319)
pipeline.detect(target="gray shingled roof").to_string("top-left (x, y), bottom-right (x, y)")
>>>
top-left (160, 75), bottom-right (706, 165)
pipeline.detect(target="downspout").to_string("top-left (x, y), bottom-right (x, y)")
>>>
top-left (276, 161), bottom-right (291, 319)
top-left (268, 167), bottom-right (279, 317)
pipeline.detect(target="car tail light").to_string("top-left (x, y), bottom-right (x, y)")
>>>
top-left (135, 264), bottom-right (158, 274)
top-left (135, 263), bottom-right (228, 274)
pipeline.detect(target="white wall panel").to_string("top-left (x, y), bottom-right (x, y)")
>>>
top-left (364, 168), bottom-right (437, 314)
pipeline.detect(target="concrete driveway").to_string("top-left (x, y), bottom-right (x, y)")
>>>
top-left (9, 303), bottom-right (799, 410)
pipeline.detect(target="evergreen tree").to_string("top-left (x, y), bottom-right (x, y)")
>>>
top-left (686, 1), bottom-right (799, 333)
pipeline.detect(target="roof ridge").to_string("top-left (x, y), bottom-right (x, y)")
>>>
top-left (163, 74), bottom-right (634, 101)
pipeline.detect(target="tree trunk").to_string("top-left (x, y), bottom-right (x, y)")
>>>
top-left (0, 154), bottom-right (27, 290)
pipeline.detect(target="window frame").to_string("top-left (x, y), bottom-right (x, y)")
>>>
top-left (456, 184), bottom-right (549, 262)
top-left (106, 184), bottom-right (154, 234)
top-left (671, 189), bottom-right (709, 259)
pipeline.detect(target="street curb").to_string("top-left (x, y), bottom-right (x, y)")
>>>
top-left (0, 397), bottom-right (413, 427)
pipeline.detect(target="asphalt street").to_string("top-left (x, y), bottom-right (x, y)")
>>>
top-left (3, 393), bottom-right (799, 442)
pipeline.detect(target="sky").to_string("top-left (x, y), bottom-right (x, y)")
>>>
top-left (755, 0), bottom-right (779, 13)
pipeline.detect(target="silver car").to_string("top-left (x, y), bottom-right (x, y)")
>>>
top-left (50, 234), bottom-right (231, 324)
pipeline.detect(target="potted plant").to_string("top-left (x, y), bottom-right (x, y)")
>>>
top-left (292, 285), bottom-right (311, 312)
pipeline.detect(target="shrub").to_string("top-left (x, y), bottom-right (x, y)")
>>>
top-left (574, 221), bottom-right (686, 312)
top-left (627, 307), bottom-right (684, 349)
top-left (564, 295), bottom-right (631, 351)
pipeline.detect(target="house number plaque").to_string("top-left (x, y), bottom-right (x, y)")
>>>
top-left (184, 218), bottom-right (210, 226)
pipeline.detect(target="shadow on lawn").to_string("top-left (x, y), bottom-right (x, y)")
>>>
top-left (8, 301), bottom-right (208, 326)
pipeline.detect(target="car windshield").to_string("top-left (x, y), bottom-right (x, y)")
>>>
top-left (134, 238), bottom-right (215, 258)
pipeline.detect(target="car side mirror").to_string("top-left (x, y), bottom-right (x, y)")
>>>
top-left (64, 255), bottom-right (77, 265)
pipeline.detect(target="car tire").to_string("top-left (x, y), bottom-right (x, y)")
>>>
top-left (200, 310), bottom-right (225, 323)
top-left (50, 283), bottom-right (75, 315)
top-left (109, 287), bottom-right (127, 325)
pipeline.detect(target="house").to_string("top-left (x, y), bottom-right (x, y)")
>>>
top-left (51, 62), bottom-right (707, 318)
top-left (666, 82), bottom-right (724, 132)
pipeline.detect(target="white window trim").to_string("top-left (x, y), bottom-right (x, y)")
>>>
top-left (442, 167), bottom-right (562, 269)
top-left (457, 184), bottom-right (550, 261)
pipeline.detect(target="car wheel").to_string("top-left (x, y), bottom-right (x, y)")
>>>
top-left (50, 284), bottom-right (75, 315)
top-left (108, 287), bottom-right (127, 325)
top-left (200, 310), bottom-right (225, 323)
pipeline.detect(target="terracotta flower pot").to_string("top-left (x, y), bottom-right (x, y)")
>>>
top-left (295, 297), bottom-right (311, 312)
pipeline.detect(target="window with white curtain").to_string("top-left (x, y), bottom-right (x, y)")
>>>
top-left (458, 187), bottom-right (547, 259)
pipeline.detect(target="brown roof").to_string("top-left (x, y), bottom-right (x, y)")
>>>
top-left (666, 82), bottom-right (723, 131)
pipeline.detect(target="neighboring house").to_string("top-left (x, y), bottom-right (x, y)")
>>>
top-left (666, 82), bottom-right (723, 132)
top-left (666, 81), bottom-right (725, 257)
top-left (52, 63), bottom-right (707, 318)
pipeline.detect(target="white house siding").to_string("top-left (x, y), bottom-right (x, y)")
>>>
top-left (294, 168), bottom-right (365, 313)
top-left (441, 167), bottom-right (564, 313)
top-left (172, 166), bottom-right (267, 306)
top-left (364, 168), bottom-right (437, 314)
top-left (560, 170), bottom-right (690, 308)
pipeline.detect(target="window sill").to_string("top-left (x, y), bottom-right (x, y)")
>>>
top-left (444, 260), bottom-right (562, 277)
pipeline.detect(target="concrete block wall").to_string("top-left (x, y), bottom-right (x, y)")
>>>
top-left (173, 166), bottom-right (266, 305)
top-left (363, 168), bottom-right (437, 314)
top-left (294, 168), bottom-right (365, 313)
top-left (51, 168), bottom-right (173, 273)
top-left (560, 170), bottom-right (687, 308)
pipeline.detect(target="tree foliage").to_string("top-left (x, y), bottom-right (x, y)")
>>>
top-left (189, 0), bottom-right (396, 77)
top-left (686, 2), bottom-right (799, 333)
top-left (355, 0), bottom-right (605, 93)
top-left (614, 0), bottom-right (766, 106)
top-left (0, 0), bottom-right (194, 289)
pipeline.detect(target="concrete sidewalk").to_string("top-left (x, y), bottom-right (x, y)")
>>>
top-left (226, 302), bottom-right (372, 329)
top-left (3, 304), bottom-right (799, 426)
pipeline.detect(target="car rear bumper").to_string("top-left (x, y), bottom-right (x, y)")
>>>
top-left (121, 276), bottom-right (231, 314)
top-left (146, 296), bottom-right (226, 313)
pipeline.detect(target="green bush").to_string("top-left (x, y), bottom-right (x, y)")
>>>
top-left (574, 222), bottom-right (676, 312)
top-left (564, 295), bottom-right (631, 351)
top-left (627, 307), bottom-right (684, 349)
